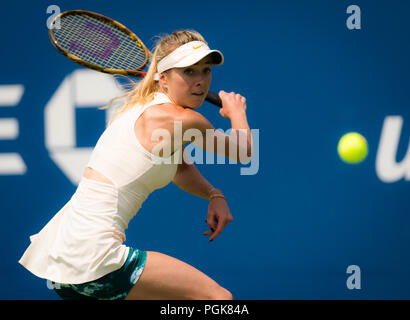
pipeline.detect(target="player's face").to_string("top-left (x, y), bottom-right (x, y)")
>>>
top-left (161, 56), bottom-right (212, 109)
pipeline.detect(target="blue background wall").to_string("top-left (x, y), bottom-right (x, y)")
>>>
top-left (1, 0), bottom-right (410, 299)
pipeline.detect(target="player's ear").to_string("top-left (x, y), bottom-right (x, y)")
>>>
top-left (158, 72), bottom-right (169, 92)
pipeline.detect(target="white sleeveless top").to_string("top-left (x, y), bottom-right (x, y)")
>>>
top-left (19, 93), bottom-right (181, 284)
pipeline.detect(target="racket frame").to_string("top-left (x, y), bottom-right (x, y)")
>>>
top-left (48, 9), bottom-right (149, 77)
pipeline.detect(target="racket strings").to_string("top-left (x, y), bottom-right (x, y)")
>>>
top-left (53, 14), bottom-right (147, 71)
top-left (71, 15), bottom-right (145, 68)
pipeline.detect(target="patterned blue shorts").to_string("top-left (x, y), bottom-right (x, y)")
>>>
top-left (52, 247), bottom-right (147, 300)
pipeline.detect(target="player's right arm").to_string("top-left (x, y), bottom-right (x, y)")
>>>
top-left (178, 91), bottom-right (253, 163)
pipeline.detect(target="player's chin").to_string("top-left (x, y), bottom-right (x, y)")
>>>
top-left (188, 93), bottom-right (206, 108)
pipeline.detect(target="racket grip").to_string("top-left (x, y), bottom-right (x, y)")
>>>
top-left (205, 91), bottom-right (222, 108)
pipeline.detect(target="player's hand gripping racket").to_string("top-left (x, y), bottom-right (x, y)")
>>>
top-left (48, 10), bottom-right (222, 108)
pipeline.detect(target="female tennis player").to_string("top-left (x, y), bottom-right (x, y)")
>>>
top-left (19, 30), bottom-right (253, 300)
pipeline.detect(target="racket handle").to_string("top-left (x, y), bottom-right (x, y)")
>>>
top-left (205, 91), bottom-right (222, 108)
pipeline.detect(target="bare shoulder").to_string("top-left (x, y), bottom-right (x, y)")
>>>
top-left (135, 103), bottom-right (179, 129)
top-left (134, 103), bottom-right (215, 153)
top-left (141, 103), bottom-right (213, 132)
top-left (140, 103), bottom-right (180, 120)
top-left (177, 107), bottom-right (214, 133)
top-left (134, 103), bottom-right (183, 154)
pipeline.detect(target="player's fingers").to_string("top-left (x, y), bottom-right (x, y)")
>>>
top-left (205, 218), bottom-right (216, 230)
top-left (218, 90), bottom-right (227, 99)
top-left (209, 221), bottom-right (226, 241)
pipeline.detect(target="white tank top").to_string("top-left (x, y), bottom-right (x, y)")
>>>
top-left (19, 93), bottom-right (181, 284)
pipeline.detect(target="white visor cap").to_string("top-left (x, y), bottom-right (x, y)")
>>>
top-left (155, 41), bottom-right (224, 80)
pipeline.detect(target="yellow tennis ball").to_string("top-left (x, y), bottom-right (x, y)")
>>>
top-left (337, 132), bottom-right (368, 164)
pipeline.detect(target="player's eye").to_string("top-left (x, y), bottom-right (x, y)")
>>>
top-left (184, 68), bottom-right (194, 75)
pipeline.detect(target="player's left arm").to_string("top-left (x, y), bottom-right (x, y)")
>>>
top-left (172, 145), bottom-right (233, 241)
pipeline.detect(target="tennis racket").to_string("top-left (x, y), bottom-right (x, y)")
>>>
top-left (48, 10), bottom-right (222, 108)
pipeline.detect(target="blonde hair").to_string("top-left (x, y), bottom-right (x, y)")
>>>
top-left (101, 30), bottom-right (207, 126)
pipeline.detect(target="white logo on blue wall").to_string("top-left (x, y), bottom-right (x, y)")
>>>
top-left (376, 116), bottom-right (410, 183)
top-left (44, 69), bottom-right (124, 185)
top-left (0, 84), bottom-right (27, 175)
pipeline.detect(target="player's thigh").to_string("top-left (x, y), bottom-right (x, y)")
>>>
top-left (125, 251), bottom-right (233, 300)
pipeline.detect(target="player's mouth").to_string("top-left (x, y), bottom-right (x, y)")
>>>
top-left (192, 92), bottom-right (204, 96)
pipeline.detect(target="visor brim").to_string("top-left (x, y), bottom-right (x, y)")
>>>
top-left (173, 50), bottom-right (224, 69)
